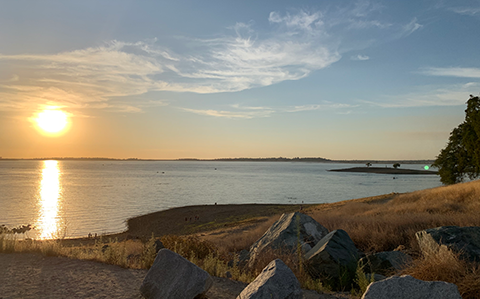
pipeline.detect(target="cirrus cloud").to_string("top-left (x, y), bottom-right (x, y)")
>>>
top-left (0, 4), bottom-right (424, 115)
top-left (420, 67), bottom-right (480, 78)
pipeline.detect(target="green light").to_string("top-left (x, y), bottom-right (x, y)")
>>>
top-left (424, 165), bottom-right (430, 170)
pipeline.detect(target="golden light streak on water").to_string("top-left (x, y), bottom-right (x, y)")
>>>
top-left (36, 160), bottom-right (62, 239)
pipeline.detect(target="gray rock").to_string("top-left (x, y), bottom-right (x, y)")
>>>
top-left (361, 275), bottom-right (462, 299)
top-left (237, 259), bottom-right (302, 299)
top-left (304, 229), bottom-right (359, 281)
top-left (249, 212), bottom-right (329, 265)
top-left (359, 251), bottom-right (412, 275)
top-left (416, 226), bottom-right (480, 262)
top-left (140, 249), bottom-right (213, 299)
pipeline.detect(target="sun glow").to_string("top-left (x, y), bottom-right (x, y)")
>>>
top-left (36, 160), bottom-right (63, 239)
top-left (33, 109), bottom-right (70, 136)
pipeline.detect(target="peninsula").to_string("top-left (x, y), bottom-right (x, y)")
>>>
top-left (329, 167), bottom-right (438, 175)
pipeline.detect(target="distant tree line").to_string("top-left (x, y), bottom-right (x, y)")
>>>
top-left (211, 157), bottom-right (331, 162)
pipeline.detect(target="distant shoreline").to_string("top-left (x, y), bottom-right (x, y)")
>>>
top-left (0, 157), bottom-right (435, 164)
top-left (329, 167), bottom-right (438, 175)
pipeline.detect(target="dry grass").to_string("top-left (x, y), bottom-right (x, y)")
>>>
top-left (402, 246), bottom-right (480, 299)
top-left (306, 180), bottom-right (480, 255)
top-left (0, 234), bottom-right (158, 269)
top-left (199, 216), bottom-right (278, 252)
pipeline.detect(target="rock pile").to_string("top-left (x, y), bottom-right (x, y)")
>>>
top-left (139, 216), bottom-right (477, 298)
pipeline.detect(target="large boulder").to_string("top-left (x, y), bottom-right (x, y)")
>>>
top-left (361, 275), bottom-right (462, 299)
top-left (359, 251), bottom-right (412, 276)
top-left (237, 259), bottom-right (302, 299)
top-left (304, 229), bottom-right (359, 282)
top-left (140, 249), bottom-right (213, 299)
top-left (249, 212), bottom-right (329, 265)
top-left (416, 226), bottom-right (480, 262)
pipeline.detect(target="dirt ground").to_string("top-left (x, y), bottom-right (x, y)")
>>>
top-left (0, 253), bottom-right (351, 299)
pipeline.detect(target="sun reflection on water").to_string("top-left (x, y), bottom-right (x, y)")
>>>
top-left (36, 160), bottom-right (62, 239)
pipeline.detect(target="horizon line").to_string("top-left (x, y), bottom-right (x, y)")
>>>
top-left (0, 156), bottom-right (436, 163)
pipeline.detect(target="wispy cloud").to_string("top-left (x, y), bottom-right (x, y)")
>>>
top-left (181, 102), bottom-right (355, 119)
top-left (401, 18), bottom-right (423, 37)
top-left (181, 107), bottom-right (274, 119)
top-left (420, 67), bottom-right (480, 78)
top-left (177, 14), bottom-right (342, 91)
top-left (268, 11), bottom-right (324, 32)
top-left (351, 54), bottom-right (370, 61)
top-left (0, 3), bottom-right (425, 114)
top-left (362, 82), bottom-right (480, 108)
top-left (285, 103), bottom-right (355, 113)
top-left (347, 19), bottom-right (392, 30)
top-left (0, 41), bottom-right (175, 112)
top-left (435, 2), bottom-right (480, 16)
top-left (448, 6), bottom-right (480, 16)
top-left (4, 75), bottom-right (20, 82)
top-left (0, 14), bottom-right (342, 112)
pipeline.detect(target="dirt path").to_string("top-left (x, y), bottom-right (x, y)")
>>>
top-left (0, 253), bottom-right (146, 299)
top-left (0, 253), bottom-right (349, 299)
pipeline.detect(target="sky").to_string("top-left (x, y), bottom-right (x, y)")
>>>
top-left (1, 0), bottom-right (479, 160)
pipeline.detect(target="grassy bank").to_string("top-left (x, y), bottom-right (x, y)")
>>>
top-left (3, 180), bottom-right (480, 297)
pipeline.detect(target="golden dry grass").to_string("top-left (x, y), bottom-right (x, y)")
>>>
top-left (306, 180), bottom-right (480, 255)
top-left (0, 235), bottom-right (157, 269)
top-left (402, 246), bottom-right (480, 299)
top-left (198, 216), bottom-right (278, 252)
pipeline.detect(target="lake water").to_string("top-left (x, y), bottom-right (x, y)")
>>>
top-left (0, 160), bottom-right (442, 239)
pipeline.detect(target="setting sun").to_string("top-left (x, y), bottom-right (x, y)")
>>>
top-left (33, 109), bottom-right (70, 136)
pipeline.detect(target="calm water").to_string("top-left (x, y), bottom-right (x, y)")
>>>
top-left (0, 160), bottom-right (442, 239)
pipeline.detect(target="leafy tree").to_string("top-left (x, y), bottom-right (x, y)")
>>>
top-left (393, 163), bottom-right (400, 169)
top-left (433, 95), bottom-right (480, 184)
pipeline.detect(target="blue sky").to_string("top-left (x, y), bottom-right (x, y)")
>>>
top-left (1, 0), bottom-right (479, 159)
